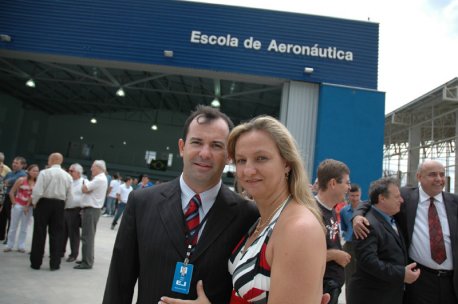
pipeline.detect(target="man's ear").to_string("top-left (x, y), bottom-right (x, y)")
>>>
top-left (178, 139), bottom-right (185, 157)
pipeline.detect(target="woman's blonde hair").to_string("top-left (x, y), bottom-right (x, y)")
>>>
top-left (227, 115), bottom-right (323, 226)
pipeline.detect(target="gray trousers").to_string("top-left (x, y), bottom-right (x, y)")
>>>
top-left (63, 207), bottom-right (81, 258)
top-left (81, 207), bottom-right (101, 267)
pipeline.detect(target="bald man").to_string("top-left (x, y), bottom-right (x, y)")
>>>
top-left (30, 153), bottom-right (72, 271)
top-left (353, 160), bottom-right (458, 304)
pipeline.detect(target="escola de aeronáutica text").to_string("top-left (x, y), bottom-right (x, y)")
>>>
top-left (190, 30), bottom-right (354, 61)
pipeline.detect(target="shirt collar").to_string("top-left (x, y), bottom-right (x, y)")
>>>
top-left (315, 195), bottom-right (333, 211)
top-left (372, 205), bottom-right (394, 224)
top-left (418, 186), bottom-right (443, 204)
top-left (179, 174), bottom-right (221, 214)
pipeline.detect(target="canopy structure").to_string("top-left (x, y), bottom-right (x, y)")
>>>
top-left (384, 77), bottom-right (458, 193)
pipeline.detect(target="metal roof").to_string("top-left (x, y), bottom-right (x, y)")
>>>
top-left (0, 51), bottom-right (283, 126)
top-left (385, 77), bottom-right (458, 148)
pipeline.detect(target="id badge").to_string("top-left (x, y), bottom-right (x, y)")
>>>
top-left (171, 262), bottom-right (194, 294)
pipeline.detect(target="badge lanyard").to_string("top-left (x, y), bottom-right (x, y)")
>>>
top-left (171, 210), bottom-right (210, 294)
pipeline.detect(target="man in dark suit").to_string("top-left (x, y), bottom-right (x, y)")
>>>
top-left (353, 160), bottom-right (458, 304)
top-left (348, 177), bottom-right (419, 304)
top-left (102, 105), bottom-right (258, 304)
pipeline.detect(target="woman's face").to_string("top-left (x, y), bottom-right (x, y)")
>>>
top-left (234, 130), bottom-right (289, 202)
top-left (28, 166), bottom-right (39, 179)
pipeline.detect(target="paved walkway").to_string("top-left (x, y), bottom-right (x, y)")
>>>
top-left (0, 216), bottom-right (345, 304)
top-left (0, 216), bottom-right (124, 304)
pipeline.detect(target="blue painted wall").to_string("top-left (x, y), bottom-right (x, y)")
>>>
top-left (313, 84), bottom-right (385, 198)
top-left (0, 0), bottom-right (379, 89)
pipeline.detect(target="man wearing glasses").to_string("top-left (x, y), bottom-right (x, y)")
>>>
top-left (62, 163), bottom-right (88, 262)
top-left (315, 159), bottom-right (352, 304)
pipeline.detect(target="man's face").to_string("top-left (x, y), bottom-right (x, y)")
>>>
top-left (91, 163), bottom-right (102, 176)
top-left (379, 184), bottom-right (404, 216)
top-left (335, 174), bottom-right (351, 202)
top-left (69, 166), bottom-right (80, 180)
top-left (178, 117), bottom-right (229, 193)
top-left (348, 190), bottom-right (361, 207)
top-left (416, 161), bottom-right (445, 197)
top-left (12, 159), bottom-right (23, 171)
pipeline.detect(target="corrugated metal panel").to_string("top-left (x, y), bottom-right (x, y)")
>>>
top-left (281, 81), bottom-right (319, 178)
top-left (0, 0), bottom-right (379, 89)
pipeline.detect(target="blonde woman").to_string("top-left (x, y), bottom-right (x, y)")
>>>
top-left (161, 116), bottom-right (327, 304)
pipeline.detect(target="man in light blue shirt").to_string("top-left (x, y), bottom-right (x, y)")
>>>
top-left (339, 183), bottom-right (361, 303)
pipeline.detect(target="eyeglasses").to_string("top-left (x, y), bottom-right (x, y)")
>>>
top-left (337, 179), bottom-right (351, 185)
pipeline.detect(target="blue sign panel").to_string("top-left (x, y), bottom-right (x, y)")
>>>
top-left (0, 0), bottom-right (379, 89)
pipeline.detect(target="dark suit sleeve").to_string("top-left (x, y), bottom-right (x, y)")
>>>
top-left (354, 224), bottom-right (405, 284)
top-left (103, 190), bottom-right (140, 304)
top-left (353, 200), bottom-right (371, 218)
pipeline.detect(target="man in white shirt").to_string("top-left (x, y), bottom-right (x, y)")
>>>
top-left (353, 160), bottom-right (458, 304)
top-left (30, 152), bottom-right (72, 271)
top-left (111, 177), bottom-right (133, 230)
top-left (63, 163), bottom-right (87, 262)
top-left (103, 173), bottom-right (121, 217)
top-left (74, 160), bottom-right (108, 270)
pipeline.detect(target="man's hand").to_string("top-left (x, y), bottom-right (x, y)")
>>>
top-left (352, 215), bottom-right (370, 239)
top-left (404, 262), bottom-right (420, 284)
top-left (322, 293), bottom-right (331, 304)
top-left (159, 281), bottom-right (210, 304)
top-left (327, 249), bottom-right (351, 267)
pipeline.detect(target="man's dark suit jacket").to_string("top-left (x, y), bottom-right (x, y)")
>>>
top-left (397, 187), bottom-right (458, 298)
top-left (102, 178), bottom-right (259, 304)
top-left (355, 187), bottom-right (458, 298)
top-left (349, 207), bottom-right (408, 304)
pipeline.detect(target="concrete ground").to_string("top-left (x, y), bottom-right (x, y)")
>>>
top-left (0, 216), bottom-right (345, 304)
top-left (0, 216), bottom-right (122, 304)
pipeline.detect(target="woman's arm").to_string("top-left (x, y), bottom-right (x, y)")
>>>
top-left (8, 176), bottom-right (25, 205)
top-left (268, 209), bottom-right (326, 304)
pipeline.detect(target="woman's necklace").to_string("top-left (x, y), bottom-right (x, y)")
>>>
top-left (253, 194), bottom-right (291, 235)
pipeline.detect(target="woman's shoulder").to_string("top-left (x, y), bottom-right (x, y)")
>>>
top-left (275, 201), bottom-right (323, 239)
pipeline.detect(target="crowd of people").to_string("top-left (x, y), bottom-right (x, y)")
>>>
top-left (1, 104), bottom-right (457, 304)
top-left (0, 151), bottom-right (158, 271)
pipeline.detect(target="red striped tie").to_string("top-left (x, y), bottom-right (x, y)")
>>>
top-left (429, 197), bottom-right (446, 264)
top-left (185, 194), bottom-right (201, 246)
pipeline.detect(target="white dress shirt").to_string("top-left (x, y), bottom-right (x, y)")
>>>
top-left (81, 172), bottom-right (108, 208)
top-left (65, 177), bottom-right (88, 209)
top-left (409, 186), bottom-right (453, 270)
top-left (180, 174), bottom-right (220, 240)
top-left (32, 164), bottom-right (72, 206)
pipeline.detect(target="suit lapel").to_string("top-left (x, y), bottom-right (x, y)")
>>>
top-left (190, 185), bottom-right (238, 262)
top-left (405, 189), bottom-right (420, 242)
top-left (158, 179), bottom-right (187, 259)
top-left (373, 210), bottom-right (405, 251)
top-left (443, 192), bottom-right (458, 259)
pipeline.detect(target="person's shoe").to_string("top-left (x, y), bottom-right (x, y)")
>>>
top-left (17, 248), bottom-right (26, 253)
top-left (30, 265), bottom-right (40, 270)
top-left (50, 266), bottom-right (60, 271)
top-left (102, 214), bottom-right (110, 217)
top-left (3, 248), bottom-right (12, 252)
top-left (74, 263), bottom-right (92, 270)
top-left (75, 260), bottom-right (83, 264)
top-left (2, 239), bottom-right (7, 244)
top-left (66, 256), bottom-right (76, 262)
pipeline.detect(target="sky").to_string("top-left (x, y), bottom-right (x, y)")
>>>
top-left (188, 0), bottom-right (458, 114)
